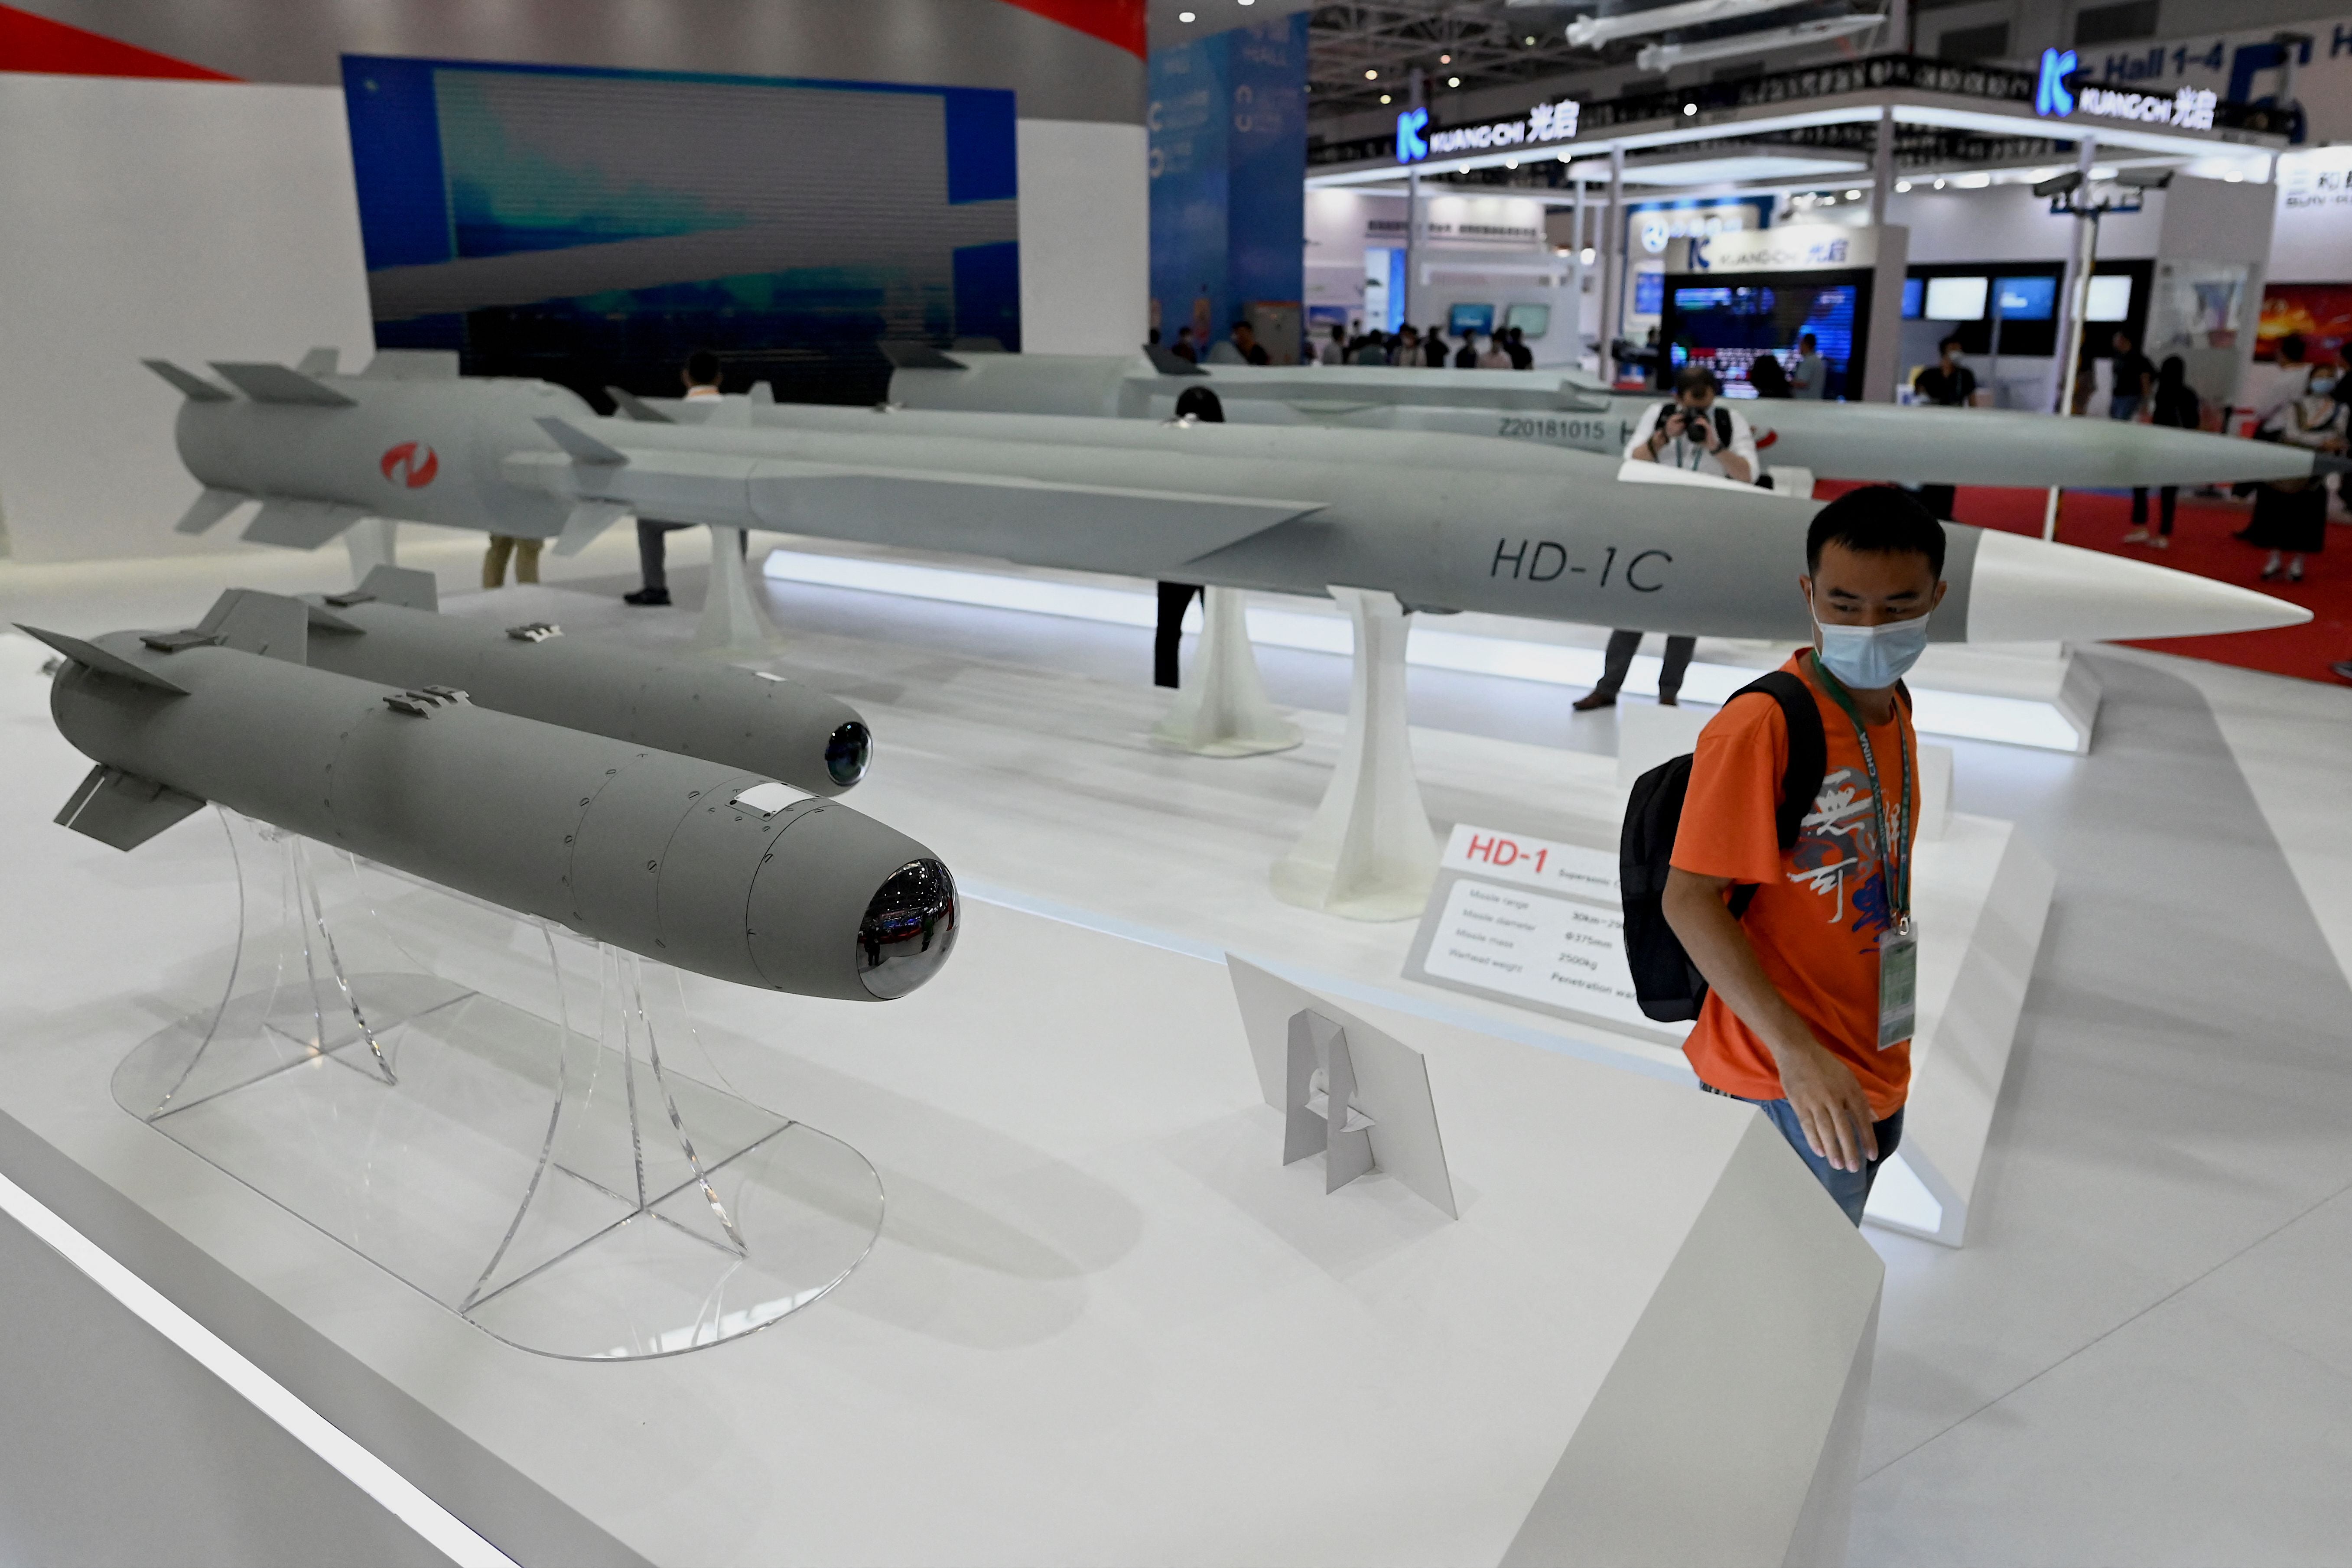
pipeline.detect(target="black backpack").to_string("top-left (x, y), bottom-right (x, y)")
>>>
top-left (1619, 671), bottom-right (1825, 1023)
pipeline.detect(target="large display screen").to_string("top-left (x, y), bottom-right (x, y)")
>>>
top-left (342, 55), bottom-right (1018, 403)
top-left (1504, 302), bottom-right (1551, 338)
top-left (1449, 302), bottom-right (1496, 336)
top-left (1993, 276), bottom-right (2056, 320)
top-left (1923, 276), bottom-right (1988, 321)
top-left (2085, 274), bottom-right (2134, 321)
top-left (1668, 282), bottom-right (1859, 400)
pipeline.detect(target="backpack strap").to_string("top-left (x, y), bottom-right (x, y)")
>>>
top-left (1730, 668), bottom-right (1827, 851)
top-left (1712, 405), bottom-right (1734, 451)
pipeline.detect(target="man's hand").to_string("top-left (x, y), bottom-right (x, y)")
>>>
top-left (1695, 414), bottom-right (1721, 452)
top-left (1769, 1035), bottom-right (1879, 1171)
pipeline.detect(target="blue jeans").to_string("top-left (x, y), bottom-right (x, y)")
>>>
top-left (1708, 1084), bottom-right (1904, 1226)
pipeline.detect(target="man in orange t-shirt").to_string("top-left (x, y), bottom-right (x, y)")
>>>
top-left (1664, 486), bottom-right (1946, 1223)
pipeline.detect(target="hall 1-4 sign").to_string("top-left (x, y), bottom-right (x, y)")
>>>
top-left (1397, 97), bottom-right (1580, 165)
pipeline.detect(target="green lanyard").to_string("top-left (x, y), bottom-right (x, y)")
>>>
top-left (1807, 651), bottom-right (1913, 928)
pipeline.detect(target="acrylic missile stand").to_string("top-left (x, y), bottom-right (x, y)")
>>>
top-left (1270, 586), bottom-right (1440, 922)
top-left (1151, 586), bottom-right (1303, 757)
top-left (694, 526), bottom-right (787, 659)
top-left (111, 810), bottom-right (882, 1360)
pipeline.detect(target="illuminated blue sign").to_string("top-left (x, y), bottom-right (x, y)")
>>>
top-left (1395, 105), bottom-right (1429, 164)
top-left (2036, 47), bottom-right (2079, 117)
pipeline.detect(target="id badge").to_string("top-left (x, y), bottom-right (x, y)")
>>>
top-left (1877, 919), bottom-right (1918, 1050)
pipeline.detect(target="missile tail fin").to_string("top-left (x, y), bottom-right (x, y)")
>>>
top-left (208, 361), bottom-right (358, 407)
top-left (554, 501), bottom-right (632, 557)
top-left (242, 499), bottom-right (368, 550)
top-left (295, 347), bottom-right (339, 376)
top-left (1142, 344), bottom-right (1209, 377)
top-left (606, 387), bottom-right (675, 424)
top-left (877, 340), bottom-right (967, 371)
top-left (358, 349), bottom-right (460, 381)
top-left (143, 359), bottom-right (233, 402)
top-left (15, 625), bottom-right (189, 693)
top-left (750, 381), bottom-right (776, 405)
top-left (536, 416), bottom-right (629, 465)
top-left (353, 564), bottom-right (439, 612)
top-left (195, 589), bottom-right (309, 663)
top-left (55, 764), bottom-right (208, 852)
top-left (173, 487), bottom-right (250, 535)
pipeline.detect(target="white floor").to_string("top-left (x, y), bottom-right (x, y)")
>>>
top-left (6, 532), bottom-right (2352, 1566)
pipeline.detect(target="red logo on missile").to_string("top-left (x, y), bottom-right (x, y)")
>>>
top-left (380, 442), bottom-right (439, 488)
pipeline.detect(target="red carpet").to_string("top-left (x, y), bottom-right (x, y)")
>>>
top-left (1814, 481), bottom-right (2352, 684)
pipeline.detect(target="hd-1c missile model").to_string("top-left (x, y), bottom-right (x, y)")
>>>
top-left (26, 592), bottom-right (956, 1002)
top-left (878, 345), bottom-right (2342, 491)
top-left (286, 564), bottom-right (871, 793)
top-left (146, 350), bottom-right (2307, 647)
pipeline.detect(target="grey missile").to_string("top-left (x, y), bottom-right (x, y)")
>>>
top-left (146, 350), bottom-right (2307, 646)
top-left (264, 564), bottom-right (872, 793)
top-left (877, 346), bottom-right (2339, 490)
top-left (26, 595), bottom-right (956, 1002)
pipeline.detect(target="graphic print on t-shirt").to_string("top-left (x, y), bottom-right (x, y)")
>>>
top-left (1787, 765), bottom-right (1893, 949)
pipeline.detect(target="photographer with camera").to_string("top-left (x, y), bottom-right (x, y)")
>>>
top-left (1574, 364), bottom-right (1760, 713)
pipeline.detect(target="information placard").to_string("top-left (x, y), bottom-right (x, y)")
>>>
top-left (1405, 824), bottom-right (1692, 1043)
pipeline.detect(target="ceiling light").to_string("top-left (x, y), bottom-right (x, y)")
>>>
top-left (1448, 76), bottom-right (1461, 87)
top-left (1580, 246), bottom-right (1597, 264)
top-left (1380, 94), bottom-right (1392, 104)
top-left (1933, 177), bottom-right (1946, 189)
top-left (1525, 35), bottom-right (1537, 45)
top-left (1504, 158), bottom-right (1518, 169)
top-left (1178, 8), bottom-right (1194, 20)
top-left (1557, 150), bottom-right (1572, 162)
top-left (1440, 53), bottom-right (1451, 64)
top-left (1895, 179), bottom-right (1912, 192)
top-left (1955, 172), bottom-right (1991, 189)
top-left (1845, 189), bottom-right (1861, 199)
top-left (1683, 102), bottom-right (1698, 116)
top-left (1237, 0), bottom-right (1254, 6)
top-left (1365, 69), bottom-right (1378, 79)
top-left (2225, 169), bottom-right (2245, 182)
top-left (1822, 194), bottom-right (1837, 204)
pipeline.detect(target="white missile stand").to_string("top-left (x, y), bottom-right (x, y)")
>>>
top-left (342, 517), bottom-right (399, 581)
top-left (694, 526), bottom-right (787, 658)
top-left (1152, 586), bottom-right (1303, 756)
top-left (111, 810), bottom-right (881, 1359)
top-left (1271, 586), bottom-right (1439, 922)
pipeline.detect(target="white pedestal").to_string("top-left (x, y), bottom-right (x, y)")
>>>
top-left (692, 527), bottom-right (783, 658)
top-left (1271, 586), bottom-right (1439, 922)
top-left (1152, 586), bottom-right (1302, 757)
top-left (341, 518), bottom-right (398, 583)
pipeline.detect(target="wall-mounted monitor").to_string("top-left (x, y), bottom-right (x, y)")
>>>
top-left (1503, 302), bottom-right (1551, 338)
top-left (1993, 276), bottom-right (2056, 320)
top-left (1667, 282), bottom-right (1859, 400)
top-left (1634, 271), bottom-right (1666, 315)
top-left (1923, 275), bottom-right (1988, 321)
top-left (1902, 277), bottom-right (1925, 319)
top-left (2085, 273), bottom-right (2134, 321)
top-left (1448, 302), bottom-right (1496, 336)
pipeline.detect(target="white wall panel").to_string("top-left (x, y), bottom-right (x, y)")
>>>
top-left (1016, 118), bottom-right (1148, 357)
top-left (0, 75), bottom-right (374, 563)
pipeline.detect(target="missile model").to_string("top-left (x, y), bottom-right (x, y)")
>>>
top-left (145, 350), bottom-right (2306, 646)
top-left (877, 346), bottom-right (2341, 491)
top-left (25, 592), bottom-right (956, 1001)
top-left (281, 564), bottom-right (871, 793)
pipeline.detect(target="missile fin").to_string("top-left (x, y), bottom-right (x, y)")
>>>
top-left (305, 601), bottom-right (364, 634)
top-left (173, 487), bottom-right (250, 535)
top-left (606, 387), bottom-right (675, 424)
top-left (54, 764), bottom-right (208, 852)
top-left (554, 501), bottom-right (633, 556)
top-left (358, 349), bottom-right (461, 381)
top-left (209, 361), bottom-right (358, 407)
top-left (1142, 344), bottom-right (1209, 377)
top-left (750, 381), bottom-right (776, 405)
top-left (295, 347), bottom-right (339, 375)
top-left (354, 564), bottom-right (440, 612)
top-left (878, 340), bottom-right (969, 371)
top-left (15, 625), bottom-right (189, 694)
top-left (195, 589), bottom-right (309, 663)
top-left (142, 359), bottom-right (233, 402)
top-left (536, 416), bottom-right (630, 465)
top-left (242, 499), bottom-right (368, 549)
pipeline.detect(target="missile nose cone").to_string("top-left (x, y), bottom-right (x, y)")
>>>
top-left (826, 720), bottom-right (874, 788)
top-left (856, 859), bottom-right (959, 999)
top-left (1965, 529), bottom-right (2311, 643)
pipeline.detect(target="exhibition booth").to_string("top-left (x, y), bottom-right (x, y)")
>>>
top-left (2, 4), bottom-right (2350, 1565)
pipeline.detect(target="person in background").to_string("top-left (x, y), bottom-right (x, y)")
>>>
top-left (1171, 326), bottom-right (1199, 364)
top-left (2109, 328), bottom-right (2156, 422)
top-left (1423, 326), bottom-right (1450, 368)
top-left (1663, 486), bottom-right (1943, 1223)
top-left (1155, 384), bottom-right (1225, 686)
top-left (2243, 355), bottom-right (2349, 582)
top-left (2124, 357), bottom-right (2202, 549)
top-left (1576, 364), bottom-right (1759, 712)
top-left (1790, 333), bottom-right (1828, 400)
top-left (626, 349), bottom-right (728, 607)
top-left (1394, 324), bottom-right (1422, 365)
top-left (1453, 332), bottom-right (1480, 370)
top-left (1748, 353), bottom-right (1793, 399)
top-left (1229, 319), bottom-right (1271, 366)
top-left (1477, 332), bottom-right (1513, 370)
top-left (1146, 326), bottom-right (1161, 346)
top-left (1352, 330), bottom-right (1389, 366)
top-left (482, 534), bottom-right (541, 589)
top-left (1908, 335), bottom-right (1977, 522)
top-left (1505, 325), bottom-right (1534, 370)
top-left (1321, 324), bottom-right (1347, 366)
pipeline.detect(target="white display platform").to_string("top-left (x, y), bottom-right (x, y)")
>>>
top-left (0, 633), bottom-right (1883, 1565)
top-left (760, 537), bottom-right (2104, 753)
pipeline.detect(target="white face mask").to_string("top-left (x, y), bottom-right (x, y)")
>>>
top-left (1812, 600), bottom-right (1932, 690)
